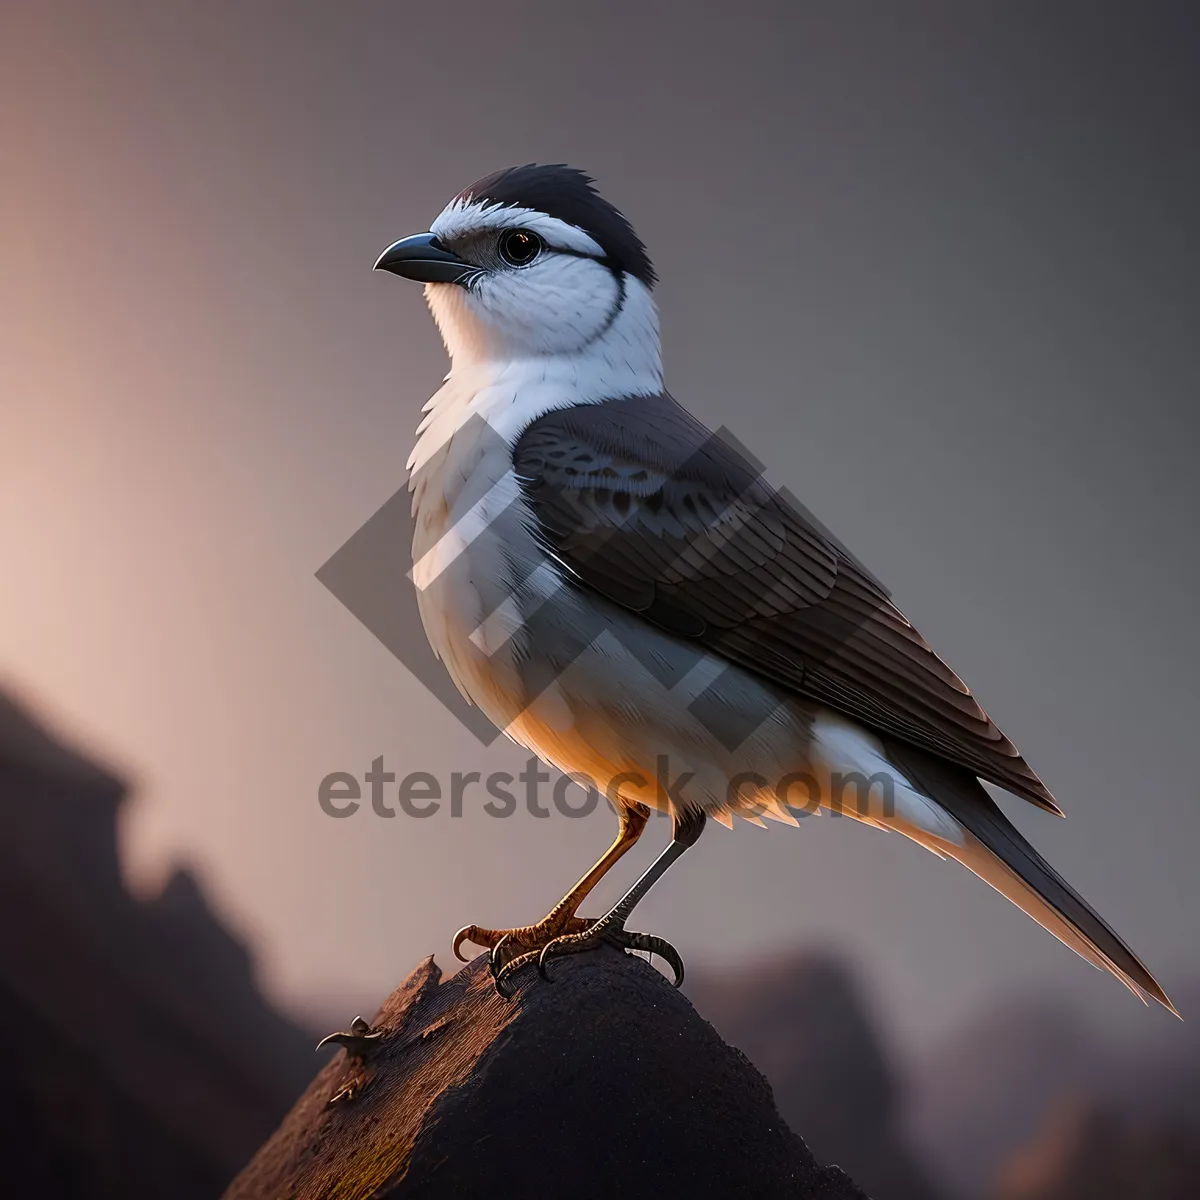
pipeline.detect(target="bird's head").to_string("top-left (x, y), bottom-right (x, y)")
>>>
top-left (375, 165), bottom-right (659, 367)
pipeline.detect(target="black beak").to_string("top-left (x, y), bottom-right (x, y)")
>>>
top-left (373, 232), bottom-right (478, 285)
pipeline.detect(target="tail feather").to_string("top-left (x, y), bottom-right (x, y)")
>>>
top-left (882, 737), bottom-right (1177, 1016)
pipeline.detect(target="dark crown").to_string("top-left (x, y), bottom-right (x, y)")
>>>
top-left (458, 164), bottom-right (656, 288)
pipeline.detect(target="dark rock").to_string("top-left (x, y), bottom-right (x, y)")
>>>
top-left (0, 688), bottom-right (313, 1197)
top-left (688, 952), bottom-right (942, 1200)
top-left (226, 950), bottom-right (870, 1199)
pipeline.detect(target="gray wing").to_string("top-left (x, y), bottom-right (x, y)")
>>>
top-left (511, 392), bottom-right (1060, 814)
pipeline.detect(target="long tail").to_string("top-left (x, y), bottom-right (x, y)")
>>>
top-left (880, 737), bottom-right (1177, 1015)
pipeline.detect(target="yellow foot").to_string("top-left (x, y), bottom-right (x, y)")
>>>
top-left (453, 912), bottom-right (595, 996)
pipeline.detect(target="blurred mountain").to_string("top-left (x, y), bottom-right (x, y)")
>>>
top-left (687, 950), bottom-right (943, 1200)
top-left (907, 984), bottom-right (1200, 1197)
top-left (992, 1100), bottom-right (1200, 1200)
top-left (904, 997), bottom-right (1100, 1197)
top-left (0, 688), bottom-right (314, 1197)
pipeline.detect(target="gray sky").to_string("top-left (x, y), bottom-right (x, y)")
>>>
top-left (3, 1), bottom-right (1198, 1051)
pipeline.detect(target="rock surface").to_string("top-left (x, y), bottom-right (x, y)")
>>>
top-left (226, 950), bottom-right (869, 1199)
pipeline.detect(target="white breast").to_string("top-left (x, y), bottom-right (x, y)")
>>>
top-left (405, 269), bottom-right (679, 795)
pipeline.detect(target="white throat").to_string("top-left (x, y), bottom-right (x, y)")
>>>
top-left (408, 276), bottom-right (663, 475)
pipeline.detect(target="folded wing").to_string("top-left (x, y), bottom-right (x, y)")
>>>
top-left (513, 392), bottom-right (1059, 813)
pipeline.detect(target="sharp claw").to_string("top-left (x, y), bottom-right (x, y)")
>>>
top-left (626, 932), bottom-right (685, 987)
top-left (493, 949), bottom-right (538, 998)
top-left (537, 938), bottom-right (562, 981)
top-left (489, 933), bottom-right (512, 978)
top-left (452, 925), bottom-right (477, 963)
top-left (538, 919), bottom-right (622, 981)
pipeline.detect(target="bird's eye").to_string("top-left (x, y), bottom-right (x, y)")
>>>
top-left (498, 229), bottom-right (543, 267)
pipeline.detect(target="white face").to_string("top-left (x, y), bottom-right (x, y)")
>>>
top-left (424, 198), bottom-right (628, 360)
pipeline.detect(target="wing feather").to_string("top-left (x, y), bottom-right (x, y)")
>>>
top-left (513, 394), bottom-right (1061, 813)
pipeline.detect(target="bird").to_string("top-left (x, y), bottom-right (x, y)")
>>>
top-left (373, 163), bottom-right (1174, 1011)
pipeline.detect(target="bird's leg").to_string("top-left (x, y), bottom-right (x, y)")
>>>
top-left (453, 802), bottom-right (651, 992)
top-left (497, 808), bottom-right (707, 995)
